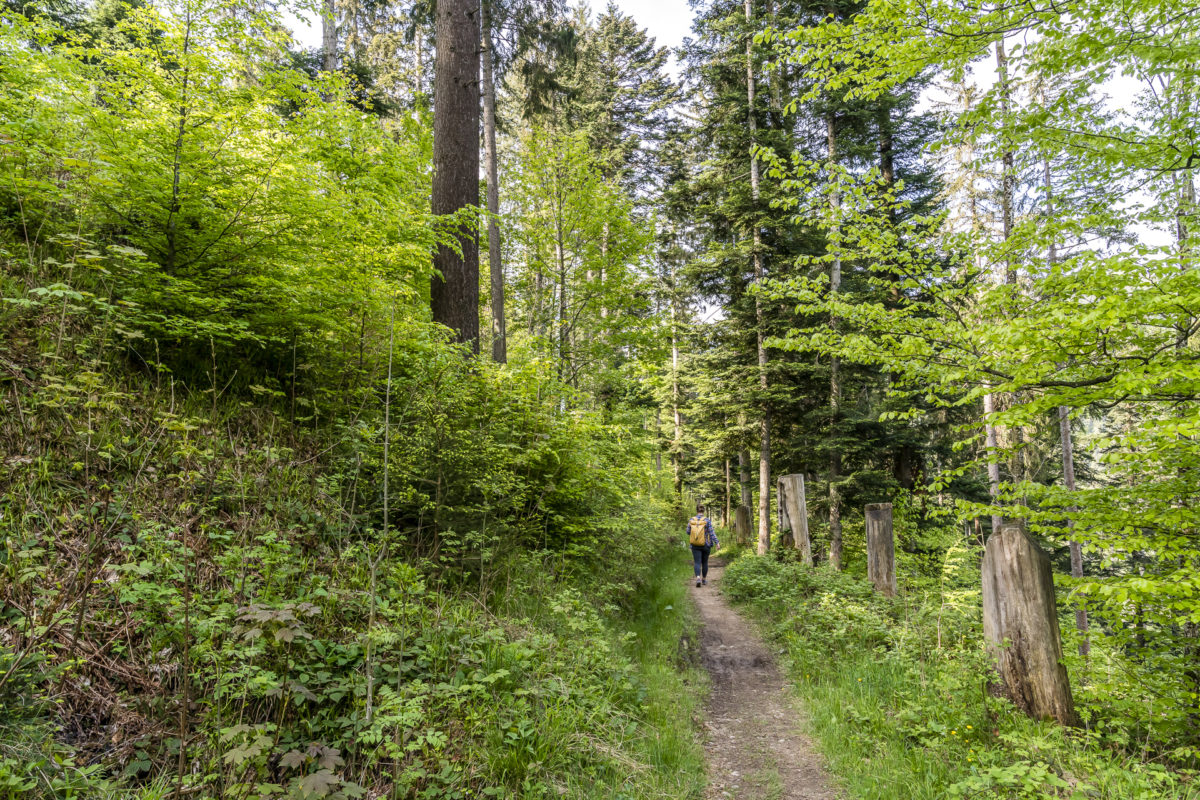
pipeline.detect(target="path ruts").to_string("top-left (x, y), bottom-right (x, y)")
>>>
top-left (694, 562), bottom-right (840, 800)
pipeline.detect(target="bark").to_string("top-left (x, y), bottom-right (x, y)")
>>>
top-left (865, 503), bottom-right (897, 597)
top-left (1177, 169), bottom-right (1195, 348)
top-left (725, 458), bottom-right (732, 528)
top-left (983, 392), bottom-right (1002, 537)
top-left (996, 38), bottom-right (1015, 287)
top-left (556, 214), bottom-right (566, 379)
top-left (982, 522), bottom-right (1079, 726)
top-left (826, 110), bottom-right (843, 570)
top-left (431, 0), bottom-right (481, 352)
top-left (481, 2), bottom-right (505, 363)
top-left (1043, 153), bottom-right (1089, 654)
top-left (415, 25), bottom-right (425, 98)
top-left (1058, 406), bottom-right (1089, 655)
top-left (981, 46), bottom-right (1017, 531)
top-left (778, 474), bottom-right (811, 566)
top-left (655, 407), bottom-right (664, 484)
top-left (671, 275), bottom-right (682, 496)
top-left (745, 0), bottom-right (771, 556)
top-left (735, 505), bottom-right (753, 547)
top-left (879, 107), bottom-right (895, 190)
top-left (322, 0), bottom-right (337, 73)
top-left (531, 263), bottom-right (543, 337)
top-left (739, 447), bottom-right (752, 509)
top-left (600, 222), bottom-right (609, 319)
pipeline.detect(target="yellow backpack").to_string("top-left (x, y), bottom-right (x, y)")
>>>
top-left (688, 516), bottom-right (708, 546)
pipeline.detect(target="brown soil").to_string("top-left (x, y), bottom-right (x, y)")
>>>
top-left (694, 562), bottom-right (840, 800)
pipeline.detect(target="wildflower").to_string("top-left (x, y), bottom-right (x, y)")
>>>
top-left (951, 730), bottom-right (957, 735)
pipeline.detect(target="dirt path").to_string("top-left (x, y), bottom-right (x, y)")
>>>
top-left (694, 563), bottom-right (840, 800)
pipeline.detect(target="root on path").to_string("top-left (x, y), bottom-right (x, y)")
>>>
top-left (695, 562), bottom-right (840, 800)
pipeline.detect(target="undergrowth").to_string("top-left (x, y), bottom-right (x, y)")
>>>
top-left (0, 253), bottom-right (703, 797)
top-left (722, 548), bottom-right (1200, 800)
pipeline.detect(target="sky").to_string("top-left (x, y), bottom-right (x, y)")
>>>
top-left (610, 0), bottom-right (693, 72)
top-left (287, 1), bottom-right (695, 60)
top-left (283, 0), bottom-right (1168, 251)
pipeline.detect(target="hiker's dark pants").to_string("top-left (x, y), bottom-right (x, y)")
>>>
top-left (691, 545), bottom-right (711, 579)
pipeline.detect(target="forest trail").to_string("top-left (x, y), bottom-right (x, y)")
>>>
top-left (695, 563), bottom-right (840, 800)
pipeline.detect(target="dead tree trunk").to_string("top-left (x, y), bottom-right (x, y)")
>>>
top-left (778, 474), bottom-right (811, 566)
top-left (981, 521), bottom-right (1078, 726)
top-left (865, 503), bottom-right (897, 597)
top-left (735, 505), bottom-right (752, 547)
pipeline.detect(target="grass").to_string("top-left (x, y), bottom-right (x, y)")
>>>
top-left (619, 546), bottom-right (707, 799)
top-left (721, 553), bottom-right (1200, 800)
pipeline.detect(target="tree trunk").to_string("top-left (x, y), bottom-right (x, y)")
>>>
top-left (865, 503), bottom-right (897, 597)
top-left (826, 110), bottom-right (843, 570)
top-left (739, 448), bottom-right (751, 509)
top-left (1176, 168), bottom-right (1195, 348)
top-left (600, 221), bottom-right (610, 320)
top-left (983, 393), bottom-right (1002, 537)
top-left (431, 0), bottom-right (481, 352)
top-left (531, 251), bottom-right (544, 338)
top-left (982, 521), bottom-right (1079, 726)
top-left (996, 37), bottom-right (1015, 287)
top-left (671, 273), bottom-right (683, 496)
top-left (745, 0), bottom-right (771, 556)
top-left (1057, 406), bottom-right (1089, 655)
top-left (1043, 152), bottom-right (1089, 655)
top-left (322, 0), bottom-right (337, 72)
top-left (556, 227), bottom-right (567, 380)
top-left (725, 458), bottom-right (732, 528)
top-left (481, 2), bottom-right (505, 363)
top-left (778, 474), bottom-right (811, 566)
top-left (415, 25), bottom-right (425, 98)
top-left (735, 504), bottom-right (752, 547)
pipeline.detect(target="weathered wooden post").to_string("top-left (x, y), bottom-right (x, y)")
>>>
top-left (865, 503), bottom-right (896, 597)
top-left (777, 474), bottom-right (812, 566)
top-left (734, 505), bottom-right (752, 547)
top-left (981, 521), bottom-right (1078, 725)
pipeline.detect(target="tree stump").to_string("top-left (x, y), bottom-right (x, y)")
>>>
top-left (777, 474), bottom-right (811, 566)
top-left (734, 504), bottom-right (752, 547)
top-left (981, 521), bottom-right (1078, 725)
top-left (865, 503), bottom-right (896, 597)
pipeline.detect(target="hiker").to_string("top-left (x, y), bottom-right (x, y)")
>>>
top-left (686, 504), bottom-right (718, 587)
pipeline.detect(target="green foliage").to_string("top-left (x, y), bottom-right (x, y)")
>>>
top-left (722, 554), bottom-right (1200, 798)
top-left (0, 3), bottom-right (695, 797)
top-left (1, 2), bottom-right (442, 380)
top-left (0, 337), bottom-right (696, 799)
top-left (760, 0), bottom-right (1200, 747)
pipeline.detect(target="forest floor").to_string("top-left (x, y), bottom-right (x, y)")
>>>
top-left (696, 561), bottom-right (841, 800)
